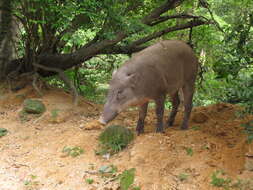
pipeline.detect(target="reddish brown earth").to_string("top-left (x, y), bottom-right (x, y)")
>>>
top-left (0, 86), bottom-right (252, 190)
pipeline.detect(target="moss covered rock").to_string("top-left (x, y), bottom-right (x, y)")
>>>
top-left (23, 99), bottom-right (46, 114)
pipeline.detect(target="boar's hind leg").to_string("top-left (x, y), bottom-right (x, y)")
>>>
top-left (155, 95), bottom-right (166, 133)
top-left (167, 91), bottom-right (180, 127)
top-left (136, 102), bottom-right (148, 135)
top-left (181, 83), bottom-right (194, 130)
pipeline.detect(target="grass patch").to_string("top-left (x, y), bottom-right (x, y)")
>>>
top-left (119, 168), bottom-right (136, 190)
top-left (51, 109), bottom-right (60, 119)
top-left (178, 173), bottom-right (189, 181)
top-left (191, 126), bottom-right (201, 130)
top-left (210, 170), bottom-right (231, 189)
top-left (85, 178), bottom-right (94, 184)
top-left (97, 125), bottom-right (134, 155)
top-left (185, 147), bottom-right (193, 156)
top-left (24, 174), bottom-right (40, 189)
top-left (0, 128), bottom-right (8, 137)
top-left (62, 146), bottom-right (84, 157)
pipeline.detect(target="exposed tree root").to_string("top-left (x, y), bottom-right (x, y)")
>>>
top-left (32, 72), bottom-right (43, 97)
top-left (33, 63), bottom-right (79, 106)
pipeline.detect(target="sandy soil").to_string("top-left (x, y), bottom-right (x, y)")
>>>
top-left (0, 86), bottom-right (253, 190)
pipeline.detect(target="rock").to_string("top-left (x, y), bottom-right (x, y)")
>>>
top-left (245, 157), bottom-right (253, 171)
top-left (23, 99), bottom-right (46, 114)
top-left (245, 143), bottom-right (253, 171)
top-left (83, 120), bottom-right (102, 130)
top-left (192, 112), bottom-right (208, 123)
top-left (246, 143), bottom-right (253, 157)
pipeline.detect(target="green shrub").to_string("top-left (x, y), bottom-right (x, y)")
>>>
top-left (98, 125), bottom-right (134, 155)
top-left (210, 170), bottom-right (231, 188)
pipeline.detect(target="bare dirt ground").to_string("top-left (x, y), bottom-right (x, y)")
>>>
top-left (0, 86), bottom-right (253, 190)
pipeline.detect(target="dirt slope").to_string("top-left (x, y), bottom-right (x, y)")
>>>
top-left (0, 86), bottom-right (252, 190)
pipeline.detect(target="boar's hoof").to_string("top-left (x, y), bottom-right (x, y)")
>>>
top-left (156, 128), bottom-right (165, 133)
top-left (167, 120), bottom-right (174, 127)
top-left (136, 129), bottom-right (144, 136)
top-left (180, 125), bottom-right (189, 130)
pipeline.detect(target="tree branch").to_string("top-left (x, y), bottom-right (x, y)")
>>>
top-left (129, 19), bottom-right (209, 49)
top-left (150, 13), bottom-right (206, 26)
top-left (142, 0), bottom-right (185, 25)
top-left (73, 0), bottom-right (186, 62)
top-left (100, 19), bottom-right (209, 55)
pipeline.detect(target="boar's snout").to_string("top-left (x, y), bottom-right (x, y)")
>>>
top-left (99, 105), bottom-right (118, 125)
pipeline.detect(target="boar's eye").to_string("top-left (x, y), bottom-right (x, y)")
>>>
top-left (117, 89), bottom-right (125, 100)
top-left (118, 89), bottom-right (123, 95)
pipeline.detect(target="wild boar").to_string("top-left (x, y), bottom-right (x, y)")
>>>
top-left (99, 40), bottom-right (198, 134)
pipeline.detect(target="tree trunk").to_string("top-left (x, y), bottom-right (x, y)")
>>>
top-left (0, 0), bottom-right (13, 80)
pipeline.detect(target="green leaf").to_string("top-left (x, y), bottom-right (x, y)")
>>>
top-left (120, 168), bottom-right (136, 190)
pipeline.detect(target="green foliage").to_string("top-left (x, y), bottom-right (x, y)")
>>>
top-left (194, 71), bottom-right (229, 106)
top-left (185, 147), bottom-right (193, 156)
top-left (132, 187), bottom-right (141, 190)
top-left (0, 128), bottom-right (8, 137)
top-left (210, 170), bottom-right (232, 188)
top-left (213, 0), bottom-right (253, 77)
top-left (85, 178), bottom-right (94, 184)
top-left (119, 168), bottom-right (136, 190)
top-left (191, 126), bottom-right (201, 131)
top-left (178, 173), bottom-right (189, 182)
top-left (98, 125), bottom-right (134, 155)
top-left (62, 146), bottom-right (84, 157)
top-left (241, 120), bottom-right (253, 144)
top-left (24, 174), bottom-right (40, 189)
top-left (225, 68), bottom-right (253, 110)
top-left (194, 66), bottom-right (253, 108)
top-left (47, 54), bottom-right (127, 103)
top-left (51, 109), bottom-right (60, 119)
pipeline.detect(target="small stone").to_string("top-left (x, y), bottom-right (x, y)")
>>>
top-left (83, 120), bottom-right (102, 130)
top-left (246, 143), bottom-right (253, 157)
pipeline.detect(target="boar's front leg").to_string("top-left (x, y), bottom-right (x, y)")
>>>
top-left (136, 102), bottom-right (148, 135)
top-left (167, 91), bottom-right (180, 127)
top-left (155, 95), bottom-right (165, 133)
